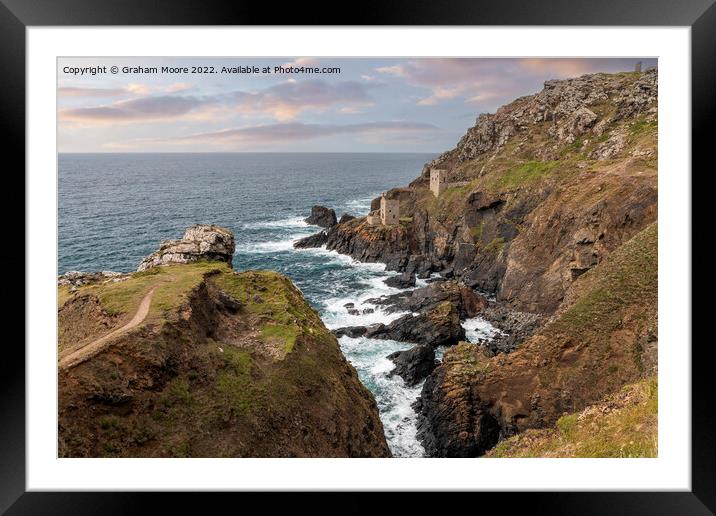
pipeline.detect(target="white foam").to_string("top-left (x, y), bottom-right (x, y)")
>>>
top-left (343, 194), bottom-right (377, 214)
top-left (241, 232), bottom-right (310, 253)
top-left (462, 316), bottom-right (504, 343)
top-left (241, 216), bottom-right (313, 229)
top-left (338, 336), bottom-right (426, 457)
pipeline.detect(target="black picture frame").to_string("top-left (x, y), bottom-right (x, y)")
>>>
top-left (2, 0), bottom-right (711, 513)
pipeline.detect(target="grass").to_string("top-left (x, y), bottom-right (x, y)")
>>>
top-left (629, 118), bottom-right (658, 136)
top-left (552, 222), bottom-right (657, 339)
top-left (487, 377), bottom-right (657, 458)
top-left (215, 345), bottom-right (260, 415)
top-left (212, 269), bottom-right (332, 355)
top-left (65, 261), bottom-right (228, 322)
top-left (493, 161), bottom-right (560, 190)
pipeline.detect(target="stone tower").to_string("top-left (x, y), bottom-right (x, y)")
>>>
top-left (430, 168), bottom-right (448, 197)
top-left (635, 61), bottom-right (642, 73)
top-left (380, 193), bottom-right (399, 226)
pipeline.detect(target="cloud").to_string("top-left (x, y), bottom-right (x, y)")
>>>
top-left (60, 95), bottom-right (206, 123)
top-left (120, 121), bottom-right (438, 148)
top-left (59, 79), bottom-right (374, 124)
top-left (377, 58), bottom-right (648, 107)
top-left (58, 87), bottom-right (128, 97)
top-left (58, 82), bottom-right (194, 99)
top-left (227, 79), bottom-right (374, 121)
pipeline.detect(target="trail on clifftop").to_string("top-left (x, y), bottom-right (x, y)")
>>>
top-left (59, 286), bottom-right (157, 370)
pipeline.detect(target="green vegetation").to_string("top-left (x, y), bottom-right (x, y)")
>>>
top-left (484, 237), bottom-right (506, 255)
top-left (493, 160), bottom-right (560, 189)
top-left (261, 324), bottom-right (299, 353)
top-left (69, 261), bottom-right (227, 320)
top-left (213, 269), bottom-right (331, 355)
top-left (552, 222), bottom-right (657, 339)
top-left (215, 346), bottom-right (260, 415)
top-left (629, 117), bottom-right (658, 136)
top-left (488, 377), bottom-right (657, 458)
top-left (469, 221), bottom-right (484, 242)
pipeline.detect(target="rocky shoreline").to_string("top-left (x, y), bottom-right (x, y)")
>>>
top-left (292, 69), bottom-right (658, 457)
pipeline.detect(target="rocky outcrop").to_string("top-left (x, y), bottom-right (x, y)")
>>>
top-left (478, 306), bottom-right (543, 354)
top-left (370, 280), bottom-right (488, 319)
top-left (59, 271), bottom-right (130, 290)
top-left (384, 272), bottom-right (416, 288)
top-left (59, 232), bottom-right (391, 458)
top-left (339, 213), bottom-right (356, 224)
top-left (293, 230), bottom-right (329, 249)
top-left (364, 302), bottom-right (465, 347)
top-left (305, 205), bottom-right (337, 228)
top-left (137, 224), bottom-right (235, 272)
top-left (387, 345), bottom-right (437, 386)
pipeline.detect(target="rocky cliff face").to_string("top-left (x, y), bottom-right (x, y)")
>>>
top-left (415, 223), bottom-right (657, 457)
top-left (325, 69), bottom-right (657, 316)
top-left (58, 228), bottom-right (390, 458)
top-left (314, 69), bottom-right (659, 457)
top-left (137, 224), bottom-right (236, 271)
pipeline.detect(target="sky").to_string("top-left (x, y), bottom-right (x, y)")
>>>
top-left (57, 57), bottom-right (657, 153)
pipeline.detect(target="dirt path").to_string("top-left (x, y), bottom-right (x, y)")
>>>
top-left (59, 286), bottom-right (158, 370)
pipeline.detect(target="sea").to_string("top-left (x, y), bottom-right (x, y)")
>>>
top-left (58, 153), bottom-right (502, 457)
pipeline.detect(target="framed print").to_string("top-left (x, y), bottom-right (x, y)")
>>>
top-left (3, 0), bottom-right (712, 512)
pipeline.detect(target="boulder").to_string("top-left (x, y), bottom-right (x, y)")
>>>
top-left (293, 231), bottom-right (329, 249)
top-left (305, 205), bottom-right (337, 228)
top-left (338, 213), bottom-right (356, 224)
top-left (58, 271), bottom-right (129, 290)
top-left (384, 272), bottom-right (416, 289)
top-left (372, 281), bottom-right (487, 319)
top-left (333, 326), bottom-right (368, 338)
top-left (387, 345), bottom-right (437, 386)
top-left (137, 224), bottom-right (235, 272)
top-left (366, 302), bottom-right (465, 347)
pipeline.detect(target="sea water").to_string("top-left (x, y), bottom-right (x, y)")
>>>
top-left (59, 153), bottom-right (501, 457)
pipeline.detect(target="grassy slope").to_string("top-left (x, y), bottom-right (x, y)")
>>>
top-left (487, 377), bottom-right (657, 458)
top-left (59, 261), bottom-right (389, 457)
top-left (415, 73), bottom-right (657, 227)
top-left (58, 261), bottom-right (331, 354)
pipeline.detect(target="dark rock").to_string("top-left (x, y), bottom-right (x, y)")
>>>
top-left (372, 280), bottom-right (487, 319)
top-left (333, 326), bottom-right (368, 338)
top-left (344, 303), bottom-right (355, 309)
top-left (362, 308), bottom-right (374, 314)
top-left (347, 309), bottom-right (361, 316)
top-left (384, 272), bottom-right (416, 289)
top-left (478, 305), bottom-right (543, 354)
top-left (305, 205), bottom-right (337, 228)
top-left (367, 302), bottom-right (465, 347)
top-left (387, 345), bottom-right (437, 386)
top-left (339, 214), bottom-right (356, 224)
top-left (416, 360), bottom-right (501, 457)
top-left (293, 231), bottom-right (329, 249)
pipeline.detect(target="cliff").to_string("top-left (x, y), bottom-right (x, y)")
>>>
top-left (314, 70), bottom-right (659, 458)
top-left (326, 69), bottom-right (657, 315)
top-left (58, 226), bottom-right (390, 458)
top-left (415, 222), bottom-right (657, 456)
top-left (485, 377), bottom-right (657, 458)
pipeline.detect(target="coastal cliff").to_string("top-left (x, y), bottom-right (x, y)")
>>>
top-left (324, 69), bottom-right (657, 315)
top-left (307, 69), bottom-right (659, 457)
top-left (58, 226), bottom-right (391, 458)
